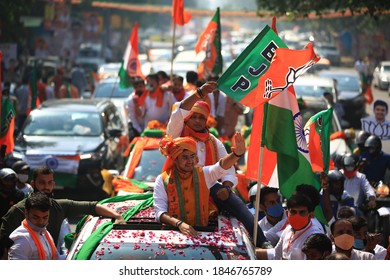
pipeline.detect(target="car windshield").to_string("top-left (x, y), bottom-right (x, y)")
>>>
top-left (322, 74), bottom-right (360, 91)
top-left (294, 84), bottom-right (333, 98)
top-left (94, 82), bottom-right (133, 98)
top-left (23, 111), bottom-right (103, 136)
top-left (132, 149), bottom-right (166, 182)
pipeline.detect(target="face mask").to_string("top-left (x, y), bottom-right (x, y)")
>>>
top-left (334, 234), bottom-right (354, 250)
top-left (288, 214), bottom-right (309, 231)
top-left (17, 173), bottom-right (29, 183)
top-left (353, 239), bottom-right (366, 250)
top-left (266, 203), bottom-right (284, 218)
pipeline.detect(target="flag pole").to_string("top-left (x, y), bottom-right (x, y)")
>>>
top-left (170, 22), bottom-right (177, 83)
top-left (253, 102), bottom-right (268, 247)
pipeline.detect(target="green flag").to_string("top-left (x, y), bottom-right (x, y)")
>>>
top-left (218, 25), bottom-right (287, 106)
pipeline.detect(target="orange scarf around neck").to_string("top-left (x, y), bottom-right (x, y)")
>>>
top-left (148, 87), bottom-right (164, 107)
top-left (182, 125), bottom-right (218, 165)
top-left (22, 219), bottom-right (57, 260)
top-left (136, 89), bottom-right (149, 106)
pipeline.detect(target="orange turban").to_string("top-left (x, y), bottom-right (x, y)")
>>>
top-left (185, 101), bottom-right (210, 121)
top-left (159, 135), bottom-right (197, 160)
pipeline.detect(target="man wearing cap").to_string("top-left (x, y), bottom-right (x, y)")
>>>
top-left (166, 82), bottom-right (272, 248)
top-left (0, 168), bottom-right (24, 227)
top-left (11, 160), bottom-right (33, 197)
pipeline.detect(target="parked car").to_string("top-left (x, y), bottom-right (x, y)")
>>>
top-left (373, 61), bottom-right (390, 90)
top-left (66, 193), bottom-right (256, 260)
top-left (318, 69), bottom-right (366, 128)
top-left (294, 75), bottom-right (337, 100)
top-left (7, 99), bottom-right (128, 198)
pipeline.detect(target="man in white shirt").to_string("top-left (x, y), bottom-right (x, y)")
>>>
top-left (8, 192), bottom-right (60, 260)
top-left (256, 193), bottom-right (323, 260)
top-left (361, 99), bottom-right (390, 140)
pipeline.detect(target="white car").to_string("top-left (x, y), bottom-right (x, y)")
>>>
top-left (373, 61), bottom-right (390, 90)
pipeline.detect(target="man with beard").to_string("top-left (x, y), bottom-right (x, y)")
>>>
top-left (0, 166), bottom-right (125, 259)
top-left (126, 76), bottom-right (148, 140)
top-left (171, 75), bottom-right (190, 103)
top-left (8, 192), bottom-right (60, 260)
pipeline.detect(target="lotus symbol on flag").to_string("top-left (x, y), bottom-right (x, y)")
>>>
top-left (263, 60), bottom-right (317, 99)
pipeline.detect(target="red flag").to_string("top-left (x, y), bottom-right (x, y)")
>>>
top-left (172, 0), bottom-right (191, 25)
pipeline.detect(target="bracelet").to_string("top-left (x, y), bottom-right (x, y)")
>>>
top-left (176, 220), bottom-right (183, 227)
top-left (233, 151), bottom-right (243, 158)
top-left (196, 88), bottom-right (204, 99)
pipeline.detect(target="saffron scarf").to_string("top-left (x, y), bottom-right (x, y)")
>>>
top-left (136, 89), bottom-right (149, 106)
top-left (22, 219), bottom-right (57, 260)
top-left (181, 125), bottom-right (218, 165)
top-left (148, 87), bottom-right (164, 107)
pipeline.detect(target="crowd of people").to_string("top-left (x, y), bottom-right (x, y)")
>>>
top-left (1, 50), bottom-right (390, 260)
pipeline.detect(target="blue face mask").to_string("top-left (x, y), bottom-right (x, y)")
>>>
top-left (353, 239), bottom-right (365, 250)
top-left (266, 203), bottom-right (284, 218)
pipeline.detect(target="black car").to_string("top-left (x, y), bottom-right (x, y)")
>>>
top-left (7, 99), bottom-right (128, 199)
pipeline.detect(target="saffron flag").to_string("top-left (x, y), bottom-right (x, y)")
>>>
top-left (195, 8), bottom-right (222, 79)
top-left (218, 26), bottom-right (287, 107)
top-left (172, 0), bottom-right (191, 26)
top-left (304, 107), bottom-right (333, 174)
top-left (0, 98), bottom-right (16, 154)
top-left (118, 22), bottom-right (145, 89)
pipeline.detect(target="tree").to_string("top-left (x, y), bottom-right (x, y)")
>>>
top-left (256, 0), bottom-right (390, 19)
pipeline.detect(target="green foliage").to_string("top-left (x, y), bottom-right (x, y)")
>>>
top-left (256, 0), bottom-right (390, 19)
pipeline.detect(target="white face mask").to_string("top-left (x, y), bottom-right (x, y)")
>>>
top-left (17, 173), bottom-right (29, 183)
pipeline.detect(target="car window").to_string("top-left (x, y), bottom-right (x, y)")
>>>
top-left (132, 149), bottom-right (166, 182)
top-left (294, 85), bottom-right (334, 98)
top-left (383, 65), bottom-right (390, 71)
top-left (23, 111), bottom-right (102, 136)
top-left (320, 74), bottom-right (360, 92)
top-left (94, 83), bottom-right (133, 98)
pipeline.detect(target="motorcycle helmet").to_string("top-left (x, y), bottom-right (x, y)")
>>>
top-left (364, 135), bottom-right (382, 156)
top-left (342, 153), bottom-right (359, 172)
top-left (328, 169), bottom-right (345, 183)
top-left (355, 131), bottom-right (371, 151)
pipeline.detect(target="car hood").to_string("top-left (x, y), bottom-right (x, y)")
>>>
top-left (338, 90), bottom-right (361, 100)
top-left (15, 135), bottom-right (104, 155)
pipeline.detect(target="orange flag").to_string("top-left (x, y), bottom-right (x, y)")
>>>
top-left (172, 0), bottom-right (191, 25)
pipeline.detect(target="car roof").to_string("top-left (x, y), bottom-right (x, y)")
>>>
top-left (39, 99), bottom-right (115, 113)
top-left (318, 68), bottom-right (359, 77)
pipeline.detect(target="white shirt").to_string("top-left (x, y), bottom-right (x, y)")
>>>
top-left (331, 246), bottom-right (375, 260)
top-left (271, 220), bottom-right (324, 260)
top-left (167, 105), bottom-right (238, 187)
top-left (154, 162), bottom-right (229, 222)
top-left (8, 220), bottom-right (60, 260)
top-left (126, 92), bottom-right (145, 133)
top-left (259, 210), bottom-right (288, 246)
top-left (209, 90), bottom-right (227, 118)
top-left (361, 116), bottom-right (390, 140)
top-left (342, 171), bottom-right (376, 208)
top-left (143, 90), bottom-right (173, 127)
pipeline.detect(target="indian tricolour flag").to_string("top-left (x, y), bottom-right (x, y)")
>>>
top-left (23, 154), bottom-right (80, 188)
top-left (118, 21), bottom-right (144, 89)
top-left (304, 107), bottom-right (333, 174)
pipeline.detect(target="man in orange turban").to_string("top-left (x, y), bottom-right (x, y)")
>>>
top-left (163, 81), bottom-right (272, 248)
top-left (155, 133), bottom-right (260, 239)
